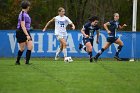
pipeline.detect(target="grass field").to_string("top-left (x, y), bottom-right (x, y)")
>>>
top-left (0, 58), bottom-right (140, 93)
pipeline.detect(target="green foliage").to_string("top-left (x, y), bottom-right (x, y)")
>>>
top-left (0, 0), bottom-right (139, 31)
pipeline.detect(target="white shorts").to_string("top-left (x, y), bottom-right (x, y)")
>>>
top-left (56, 35), bottom-right (67, 41)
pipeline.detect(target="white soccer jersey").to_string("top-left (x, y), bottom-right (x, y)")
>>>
top-left (54, 15), bottom-right (72, 36)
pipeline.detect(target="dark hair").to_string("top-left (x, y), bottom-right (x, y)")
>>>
top-left (89, 16), bottom-right (99, 22)
top-left (21, 0), bottom-right (31, 9)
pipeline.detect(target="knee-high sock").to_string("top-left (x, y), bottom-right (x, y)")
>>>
top-left (115, 46), bottom-right (123, 56)
top-left (56, 48), bottom-right (62, 57)
top-left (26, 50), bottom-right (31, 63)
top-left (83, 46), bottom-right (92, 58)
top-left (16, 50), bottom-right (23, 62)
top-left (83, 46), bottom-right (86, 52)
top-left (63, 48), bottom-right (67, 58)
top-left (88, 52), bottom-right (92, 58)
top-left (95, 48), bottom-right (105, 58)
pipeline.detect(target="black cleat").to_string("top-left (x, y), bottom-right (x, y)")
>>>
top-left (90, 58), bottom-right (93, 62)
top-left (25, 62), bottom-right (32, 65)
top-left (79, 43), bottom-right (83, 50)
top-left (25, 63), bottom-right (32, 65)
top-left (15, 61), bottom-right (20, 65)
top-left (114, 56), bottom-right (122, 61)
top-left (93, 57), bottom-right (98, 62)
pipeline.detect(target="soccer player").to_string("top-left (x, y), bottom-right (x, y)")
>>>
top-left (15, 0), bottom-right (33, 65)
top-left (43, 7), bottom-right (75, 61)
top-left (94, 13), bottom-right (127, 61)
top-left (79, 16), bottom-right (100, 62)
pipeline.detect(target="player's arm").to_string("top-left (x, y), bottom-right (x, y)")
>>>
top-left (104, 22), bottom-right (111, 34)
top-left (69, 23), bottom-right (75, 30)
top-left (42, 17), bottom-right (55, 32)
top-left (96, 30), bottom-right (100, 44)
top-left (21, 21), bottom-right (30, 40)
top-left (119, 24), bottom-right (127, 29)
top-left (66, 17), bottom-right (75, 30)
top-left (81, 28), bottom-right (89, 38)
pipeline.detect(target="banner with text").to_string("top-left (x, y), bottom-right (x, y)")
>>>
top-left (0, 30), bottom-right (139, 58)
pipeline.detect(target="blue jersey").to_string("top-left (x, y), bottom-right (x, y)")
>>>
top-left (83, 22), bottom-right (100, 38)
top-left (108, 20), bottom-right (120, 37)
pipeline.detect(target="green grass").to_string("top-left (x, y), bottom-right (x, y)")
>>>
top-left (0, 58), bottom-right (140, 93)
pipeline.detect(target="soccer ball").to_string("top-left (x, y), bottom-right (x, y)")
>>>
top-left (64, 57), bottom-right (73, 62)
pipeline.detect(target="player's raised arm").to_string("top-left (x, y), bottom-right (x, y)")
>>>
top-left (119, 24), bottom-right (127, 29)
top-left (66, 17), bottom-right (75, 30)
top-left (42, 17), bottom-right (55, 32)
top-left (104, 22), bottom-right (111, 34)
top-left (70, 23), bottom-right (75, 30)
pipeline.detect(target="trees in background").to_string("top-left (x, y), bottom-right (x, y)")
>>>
top-left (0, 0), bottom-right (139, 31)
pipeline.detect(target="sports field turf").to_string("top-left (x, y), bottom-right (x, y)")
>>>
top-left (0, 58), bottom-right (140, 93)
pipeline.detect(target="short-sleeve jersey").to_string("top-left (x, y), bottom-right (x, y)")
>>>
top-left (54, 15), bottom-right (72, 36)
top-left (83, 22), bottom-right (100, 38)
top-left (108, 20), bottom-right (120, 37)
top-left (17, 11), bottom-right (31, 31)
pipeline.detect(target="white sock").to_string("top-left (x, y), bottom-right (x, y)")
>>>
top-left (63, 48), bottom-right (67, 58)
top-left (83, 45), bottom-right (86, 49)
top-left (56, 48), bottom-right (61, 57)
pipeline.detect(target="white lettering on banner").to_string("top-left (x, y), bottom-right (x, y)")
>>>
top-left (31, 33), bottom-right (44, 53)
top-left (93, 33), bottom-right (106, 53)
top-left (108, 34), bottom-right (122, 53)
top-left (47, 33), bottom-right (57, 53)
top-left (7, 33), bottom-right (18, 53)
top-left (7, 31), bottom-right (123, 55)
top-left (67, 34), bottom-right (77, 53)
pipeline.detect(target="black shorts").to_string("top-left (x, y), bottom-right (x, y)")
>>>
top-left (16, 29), bottom-right (32, 43)
top-left (83, 37), bottom-right (94, 46)
top-left (107, 37), bottom-right (118, 44)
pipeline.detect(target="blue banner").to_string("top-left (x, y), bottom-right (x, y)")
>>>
top-left (0, 30), bottom-right (139, 58)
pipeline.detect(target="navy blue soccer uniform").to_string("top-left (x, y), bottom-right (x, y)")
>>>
top-left (82, 22), bottom-right (100, 46)
top-left (107, 20), bottom-right (120, 43)
top-left (94, 20), bottom-right (125, 61)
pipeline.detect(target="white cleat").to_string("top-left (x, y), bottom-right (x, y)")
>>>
top-left (55, 55), bottom-right (59, 61)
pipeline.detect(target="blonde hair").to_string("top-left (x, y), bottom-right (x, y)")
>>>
top-left (58, 7), bottom-right (65, 12)
top-left (114, 13), bottom-right (119, 17)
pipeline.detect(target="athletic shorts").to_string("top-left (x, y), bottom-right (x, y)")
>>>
top-left (56, 35), bottom-right (67, 41)
top-left (83, 37), bottom-right (94, 46)
top-left (16, 29), bottom-right (32, 43)
top-left (107, 37), bottom-right (118, 44)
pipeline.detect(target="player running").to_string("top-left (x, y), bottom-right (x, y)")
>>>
top-left (15, 0), bottom-right (33, 65)
top-left (43, 7), bottom-right (75, 62)
top-left (94, 13), bottom-right (127, 61)
top-left (79, 16), bottom-right (100, 62)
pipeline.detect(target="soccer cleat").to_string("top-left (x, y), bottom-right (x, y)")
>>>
top-left (25, 63), bottom-right (32, 65)
top-left (15, 61), bottom-right (20, 65)
top-left (114, 56), bottom-right (122, 61)
top-left (55, 55), bottom-right (59, 61)
top-left (90, 58), bottom-right (93, 62)
top-left (93, 57), bottom-right (98, 62)
top-left (25, 61), bottom-right (29, 64)
top-left (79, 43), bottom-right (83, 50)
